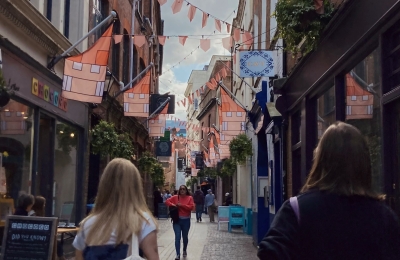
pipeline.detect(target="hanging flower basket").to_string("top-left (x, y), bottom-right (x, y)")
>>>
top-left (229, 134), bottom-right (253, 165)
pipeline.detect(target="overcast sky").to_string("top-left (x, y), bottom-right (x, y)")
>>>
top-left (159, 0), bottom-right (239, 120)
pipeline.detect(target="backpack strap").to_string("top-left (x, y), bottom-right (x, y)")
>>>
top-left (289, 196), bottom-right (300, 224)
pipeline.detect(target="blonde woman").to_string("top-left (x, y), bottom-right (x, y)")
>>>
top-left (73, 158), bottom-right (159, 260)
top-left (258, 122), bottom-right (400, 260)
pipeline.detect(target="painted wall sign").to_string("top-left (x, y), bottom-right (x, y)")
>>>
top-left (239, 51), bottom-right (275, 78)
top-left (32, 78), bottom-right (68, 111)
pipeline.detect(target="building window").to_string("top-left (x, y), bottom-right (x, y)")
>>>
top-left (123, 30), bottom-right (130, 85)
top-left (208, 114), bottom-right (211, 128)
top-left (93, 0), bottom-right (109, 40)
top-left (63, 0), bottom-right (70, 37)
top-left (317, 85), bottom-right (335, 139)
top-left (0, 99), bottom-right (33, 202)
top-left (345, 48), bottom-right (382, 192)
top-left (201, 122), bottom-right (204, 139)
top-left (112, 19), bottom-right (121, 78)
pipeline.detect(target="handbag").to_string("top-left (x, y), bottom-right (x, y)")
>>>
top-left (169, 195), bottom-right (180, 224)
top-left (123, 234), bottom-right (144, 260)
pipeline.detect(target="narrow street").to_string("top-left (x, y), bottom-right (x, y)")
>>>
top-left (157, 213), bottom-right (258, 260)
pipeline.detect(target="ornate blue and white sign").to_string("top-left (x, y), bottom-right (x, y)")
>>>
top-left (239, 51), bottom-right (275, 78)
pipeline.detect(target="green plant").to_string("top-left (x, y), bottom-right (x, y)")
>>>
top-left (112, 133), bottom-right (135, 160)
top-left (138, 152), bottom-right (165, 187)
top-left (274, 0), bottom-right (335, 54)
top-left (186, 177), bottom-right (198, 188)
top-left (197, 167), bottom-right (218, 178)
top-left (229, 134), bottom-right (253, 165)
top-left (0, 68), bottom-right (19, 95)
top-left (219, 158), bottom-right (237, 178)
top-left (90, 120), bottom-right (119, 157)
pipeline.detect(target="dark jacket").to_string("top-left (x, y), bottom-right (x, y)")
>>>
top-left (14, 207), bottom-right (28, 216)
top-left (258, 190), bottom-right (400, 260)
top-left (193, 190), bottom-right (205, 205)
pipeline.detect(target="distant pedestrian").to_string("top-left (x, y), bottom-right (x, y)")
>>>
top-left (165, 185), bottom-right (194, 259)
top-left (193, 186), bottom-right (205, 222)
top-left (173, 190), bottom-right (178, 195)
top-left (205, 189), bottom-right (215, 222)
top-left (153, 188), bottom-right (163, 217)
top-left (257, 122), bottom-right (400, 260)
top-left (224, 192), bottom-right (233, 206)
top-left (72, 158), bottom-right (159, 260)
top-left (163, 190), bottom-right (172, 202)
top-left (14, 194), bottom-right (34, 216)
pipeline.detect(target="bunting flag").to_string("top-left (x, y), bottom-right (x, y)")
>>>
top-left (242, 31), bottom-right (254, 47)
top-left (123, 71), bottom-right (150, 117)
top-left (233, 28), bottom-right (241, 42)
top-left (179, 36), bottom-right (188, 46)
top-left (181, 98), bottom-right (186, 107)
top-left (160, 103), bottom-right (169, 114)
top-left (211, 78), bottom-right (218, 88)
top-left (206, 81), bottom-right (216, 90)
top-left (200, 86), bottom-right (204, 93)
top-left (187, 4), bottom-right (196, 22)
top-left (345, 73), bottom-right (374, 120)
top-left (227, 23), bottom-right (231, 33)
top-left (221, 67), bottom-right (228, 78)
top-left (148, 114), bottom-right (167, 137)
top-left (215, 19), bottom-right (222, 32)
top-left (222, 36), bottom-right (233, 51)
top-left (62, 24), bottom-right (113, 103)
top-left (219, 88), bottom-right (246, 141)
top-left (200, 39), bottom-right (211, 52)
top-left (188, 94), bottom-right (193, 104)
top-left (171, 0), bottom-right (184, 14)
top-left (158, 36), bottom-right (167, 45)
top-left (196, 89), bottom-right (199, 97)
top-left (158, 0), bottom-right (167, 5)
top-left (215, 73), bottom-right (221, 83)
top-left (113, 35), bottom-right (123, 44)
top-left (134, 35), bottom-right (146, 47)
top-left (202, 11), bottom-right (208, 28)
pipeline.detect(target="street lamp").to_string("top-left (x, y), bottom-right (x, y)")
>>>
top-left (103, 70), bottom-right (115, 101)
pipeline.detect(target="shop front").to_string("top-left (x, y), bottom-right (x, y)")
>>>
top-left (275, 0), bottom-right (400, 216)
top-left (0, 39), bottom-right (88, 226)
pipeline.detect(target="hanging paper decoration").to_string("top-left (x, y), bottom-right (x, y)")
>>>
top-left (219, 88), bottom-right (246, 141)
top-left (171, 0), bottom-right (184, 14)
top-left (113, 35), bottom-right (123, 44)
top-left (158, 36), bottom-right (166, 45)
top-left (62, 24), bottom-right (113, 103)
top-left (134, 35), bottom-right (146, 47)
top-left (202, 11), bottom-right (208, 28)
top-left (158, 0), bottom-right (167, 6)
top-left (177, 101), bottom-right (180, 107)
top-left (123, 71), bottom-right (150, 117)
top-left (242, 31), bottom-right (254, 47)
top-left (233, 28), bottom-right (241, 42)
top-left (179, 36), bottom-right (188, 46)
top-left (187, 4), bottom-right (196, 22)
top-left (211, 78), bottom-right (218, 88)
top-left (188, 94), bottom-right (193, 104)
top-left (200, 39), bottom-right (210, 52)
top-left (196, 89), bottom-right (199, 97)
top-left (181, 98), bottom-right (186, 107)
top-left (149, 114), bottom-right (167, 137)
top-left (206, 81), bottom-right (216, 90)
top-left (227, 23), bottom-right (231, 33)
top-left (221, 67), bottom-right (228, 78)
top-left (215, 73), bottom-right (221, 83)
top-left (160, 103), bottom-right (169, 114)
top-left (222, 36), bottom-right (233, 51)
top-left (200, 86), bottom-right (204, 94)
top-left (215, 19), bottom-right (222, 32)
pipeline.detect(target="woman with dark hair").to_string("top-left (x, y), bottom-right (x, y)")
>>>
top-left (165, 185), bottom-right (194, 260)
top-left (29, 196), bottom-right (46, 216)
top-left (14, 194), bottom-right (34, 216)
top-left (258, 122), bottom-right (400, 260)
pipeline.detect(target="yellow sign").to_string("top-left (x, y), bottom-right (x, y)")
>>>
top-left (31, 78), bottom-right (38, 96)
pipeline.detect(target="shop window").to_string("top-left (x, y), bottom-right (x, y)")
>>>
top-left (317, 86), bottom-right (335, 138)
top-left (345, 48), bottom-right (382, 192)
top-left (383, 26), bottom-right (400, 92)
top-left (93, 0), bottom-right (109, 41)
top-left (112, 18), bottom-right (121, 78)
top-left (54, 121), bottom-right (78, 223)
top-left (0, 99), bottom-right (33, 206)
top-left (123, 30), bottom-right (130, 85)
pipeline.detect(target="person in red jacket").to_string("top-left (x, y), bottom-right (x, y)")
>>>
top-left (165, 185), bottom-right (194, 260)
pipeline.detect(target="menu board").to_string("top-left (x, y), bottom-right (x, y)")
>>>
top-left (1, 216), bottom-right (58, 260)
top-left (158, 203), bottom-right (169, 219)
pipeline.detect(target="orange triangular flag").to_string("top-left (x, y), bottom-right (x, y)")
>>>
top-left (188, 94), bottom-right (193, 104)
top-left (171, 0), bottom-right (184, 14)
top-left (222, 36), bottom-right (233, 51)
top-left (215, 73), bottom-right (221, 83)
top-left (187, 4), bottom-right (196, 22)
top-left (181, 98), bottom-right (186, 107)
top-left (206, 81), bottom-right (216, 90)
top-left (202, 12), bottom-right (208, 28)
top-left (62, 24), bottom-right (113, 103)
top-left (221, 68), bottom-right (228, 78)
top-left (211, 78), bottom-right (218, 88)
top-left (227, 23), bottom-right (231, 33)
top-left (215, 19), bottom-right (222, 32)
top-left (113, 35), bottom-right (123, 44)
top-left (134, 35), bottom-right (146, 47)
top-left (179, 36), bottom-right (188, 46)
top-left (158, 36), bottom-right (166, 45)
top-left (243, 31), bottom-right (254, 47)
top-left (123, 71), bottom-right (151, 117)
top-left (160, 103), bottom-right (169, 114)
top-left (158, 0), bottom-right (167, 6)
top-left (233, 28), bottom-right (241, 42)
top-left (200, 39), bottom-right (210, 52)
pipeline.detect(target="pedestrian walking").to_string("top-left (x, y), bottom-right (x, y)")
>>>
top-left (205, 189), bottom-right (215, 222)
top-left (73, 158), bottom-right (159, 260)
top-left (224, 192), bottom-right (233, 206)
top-left (257, 122), bottom-right (400, 260)
top-left (165, 185), bottom-right (194, 260)
top-left (193, 186), bottom-right (205, 222)
top-left (153, 188), bottom-right (163, 217)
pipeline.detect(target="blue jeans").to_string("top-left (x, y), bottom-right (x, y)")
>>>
top-left (195, 204), bottom-right (203, 220)
top-left (173, 218), bottom-right (191, 256)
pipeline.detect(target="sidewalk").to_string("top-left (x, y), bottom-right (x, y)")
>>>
top-left (157, 213), bottom-right (258, 260)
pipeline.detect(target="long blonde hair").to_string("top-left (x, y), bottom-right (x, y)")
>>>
top-left (301, 122), bottom-right (384, 200)
top-left (82, 158), bottom-right (156, 245)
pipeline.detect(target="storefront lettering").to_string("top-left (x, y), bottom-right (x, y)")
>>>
top-left (32, 77), bottom-right (67, 111)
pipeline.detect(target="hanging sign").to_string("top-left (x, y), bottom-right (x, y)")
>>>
top-left (239, 51), bottom-right (275, 78)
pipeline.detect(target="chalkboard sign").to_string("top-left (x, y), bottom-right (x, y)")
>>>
top-left (228, 206), bottom-right (245, 233)
top-left (1, 215), bottom-right (58, 260)
top-left (158, 203), bottom-right (169, 219)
